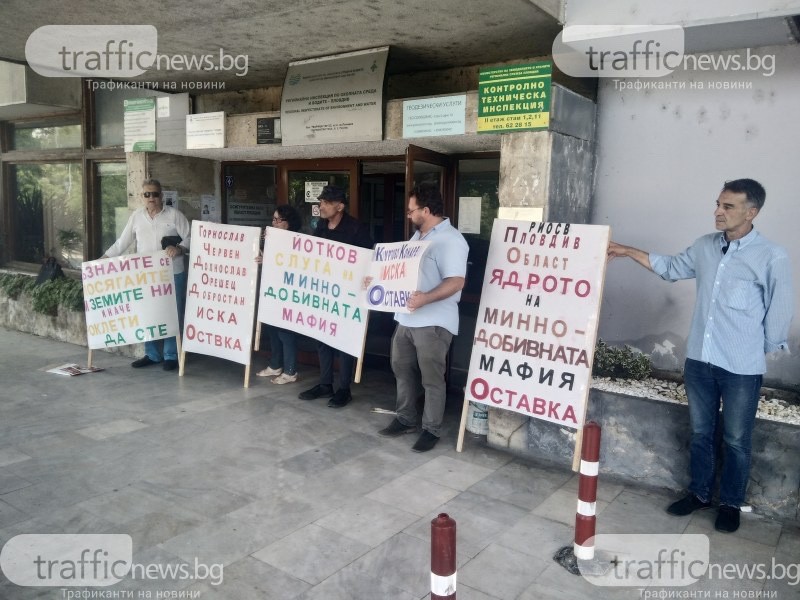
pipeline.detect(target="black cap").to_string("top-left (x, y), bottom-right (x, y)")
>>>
top-left (318, 185), bottom-right (347, 203)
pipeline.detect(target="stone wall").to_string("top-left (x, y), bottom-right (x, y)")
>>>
top-left (0, 284), bottom-right (140, 358)
top-left (487, 389), bottom-right (800, 521)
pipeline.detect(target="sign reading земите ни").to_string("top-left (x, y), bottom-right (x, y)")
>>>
top-left (478, 61), bottom-right (551, 133)
top-left (82, 253), bottom-right (179, 349)
top-left (465, 220), bottom-right (609, 429)
top-left (182, 221), bottom-right (261, 365)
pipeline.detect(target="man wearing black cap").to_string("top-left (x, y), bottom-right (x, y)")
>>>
top-left (298, 185), bottom-right (373, 408)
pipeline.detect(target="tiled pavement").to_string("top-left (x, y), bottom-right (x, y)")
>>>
top-left (0, 328), bottom-right (798, 599)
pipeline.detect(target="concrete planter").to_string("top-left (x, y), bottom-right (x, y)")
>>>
top-left (487, 388), bottom-right (800, 522)
top-left (0, 288), bottom-right (139, 358)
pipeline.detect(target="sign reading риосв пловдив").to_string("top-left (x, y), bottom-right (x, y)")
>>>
top-left (477, 61), bottom-right (552, 133)
top-left (465, 220), bottom-right (609, 429)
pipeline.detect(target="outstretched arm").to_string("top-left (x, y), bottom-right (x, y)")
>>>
top-left (607, 241), bottom-right (654, 272)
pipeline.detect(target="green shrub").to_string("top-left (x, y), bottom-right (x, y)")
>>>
top-left (0, 273), bottom-right (36, 300)
top-left (592, 339), bottom-right (652, 380)
top-left (0, 272), bottom-right (84, 316)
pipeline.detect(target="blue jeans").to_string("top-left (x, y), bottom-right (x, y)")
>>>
top-left (268, 327), bottom-right (297, 375)
top-left (145, 270), bottom-right (187, 362)
top-left (684, 358), bottom-right (762, 508)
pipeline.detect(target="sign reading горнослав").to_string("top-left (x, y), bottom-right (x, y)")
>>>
top-left (183, 221), bottom-right (261, 365)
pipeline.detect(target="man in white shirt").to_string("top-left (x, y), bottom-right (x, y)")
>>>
top-left (103, 179), bottom-right (191, 371)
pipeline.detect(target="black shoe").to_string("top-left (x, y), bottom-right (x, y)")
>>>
top-left (666, 494), bottom-right (712, 516)
top-left (378, 418), bottom-right (417, 437)
top-left (412, 430), bottom-right (440, 453)
top-left (131, 356), bottom-right (157, 368)
top-left (298, 384), bottom-right (334, 400)
top-left (327, 389), bottom-right (352, 408)
top-left (163, 360), bottom-right (178, 371)
top-left (715, 506), bottom-right (741, 533)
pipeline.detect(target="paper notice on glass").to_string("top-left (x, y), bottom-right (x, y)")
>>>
top-left (201, 194), bottom-right (220, 222)
top-left (157, 96), bottom-right (170, 118)
top-left (162, 190), bottom-right (178, 210)
top-left (458, 197), bottom-right (482, 234)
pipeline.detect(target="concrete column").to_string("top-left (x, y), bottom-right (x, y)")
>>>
top-left (489, 83), bottom-right (597, 454)
top-left (126, 152), bottom-right (148, 210)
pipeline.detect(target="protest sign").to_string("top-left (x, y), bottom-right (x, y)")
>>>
top-left (257, 228), bottom-right (372, 359)
top-left (465, 220), bottom-right (609, 430)
top-left (365, 241), bottom-right (429, 314)
top-left (183, 221), bottom-right (261, 368)
top-left (82, 253), bottom-right (179, 350)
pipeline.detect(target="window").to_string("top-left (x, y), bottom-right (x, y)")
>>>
top-left (11, 163), bottom-right (84, 268)
top-left (12, 120), bottom-right (82, 150)
top-left (95, 163), bottom-right (128, 252)
top-left (457, 158), bottom-right (500, 295)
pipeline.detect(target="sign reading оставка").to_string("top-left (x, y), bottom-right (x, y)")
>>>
top-left (182, 221), bottom-right (261, 365)
top-left (465, 219), bottom-right (609, 429)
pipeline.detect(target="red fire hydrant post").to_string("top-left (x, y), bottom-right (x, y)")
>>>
top-left (431, 513), bottom-right (457, 599)
top-left (574, 421), bottom-right (601, 561)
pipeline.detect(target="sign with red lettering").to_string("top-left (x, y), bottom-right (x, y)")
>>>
top-left (82, 253), bottom-right (179, 350)
top-left (365, 241), bottom-right (429, 314)
top-left (183, 221), bottom-right (261, 365)
top-left (257, 228), bottom-right (372, 357)
top-left (465, 220), bottom-right (610, 429)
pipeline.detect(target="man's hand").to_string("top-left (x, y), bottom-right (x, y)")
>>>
top-left (607, 241), bottom-right (630, 260)
top-left (607, 241), bottom-right (653, 271)
top-left (406, 291), bottom-right (427, 312)
top-left (165, 245), bottom-right (182, 258)
top-left (361, 276), bottom-right (373, 291)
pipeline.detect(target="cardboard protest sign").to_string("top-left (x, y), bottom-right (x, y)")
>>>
top-left (183, 221), bottom-right (261, 365)
top-left (465, 220), bottom-right (609, 429)
top-left (82, 253), bottom-right (179, 350)
top-left (365, 241), bottom-right (429, 314)
top-left (257, 228), bottom-right (372, 358)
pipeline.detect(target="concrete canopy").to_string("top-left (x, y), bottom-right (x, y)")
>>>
top-left (0, 0), bottom-right (562, 91)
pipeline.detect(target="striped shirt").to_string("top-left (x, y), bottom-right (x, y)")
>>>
top-left (649, 228), bottom-right (793, 375)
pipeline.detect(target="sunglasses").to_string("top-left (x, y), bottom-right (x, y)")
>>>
top-left (143, 191), bottom-right (161, 198)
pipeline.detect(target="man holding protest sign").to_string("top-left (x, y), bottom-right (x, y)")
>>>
top-left (607, 178), bottom-right (793, 533)
top-left (378, 182), bottom-right (469, 452)
top-left (103, 179), bottom-right (191, 371)
top-left (298, 185), bottom-right (373, 408)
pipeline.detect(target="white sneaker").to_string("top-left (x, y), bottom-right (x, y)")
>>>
top-left (257, 366), bottom-right (282, 377)
top-left (272, 372), bottom-right (298, 385)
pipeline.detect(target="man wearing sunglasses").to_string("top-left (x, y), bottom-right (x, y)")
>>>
top-left (103, 178), bottom-right (191, 371)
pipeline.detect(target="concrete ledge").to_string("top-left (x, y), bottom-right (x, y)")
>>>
top-left (487, 389), bottom-right (800, 521)
top-left (0, 289), bottom-right (140, 358)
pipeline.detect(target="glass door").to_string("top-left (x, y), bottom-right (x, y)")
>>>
top-left (282, 159), bottom-right (359, 233)
top-left (404, 144), bottom-right (452, 238)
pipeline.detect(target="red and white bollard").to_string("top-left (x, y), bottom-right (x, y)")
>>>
top-left (574, 421), bottom-right (601, 561)
top-left (431, 513), bottom-right (456, 599)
